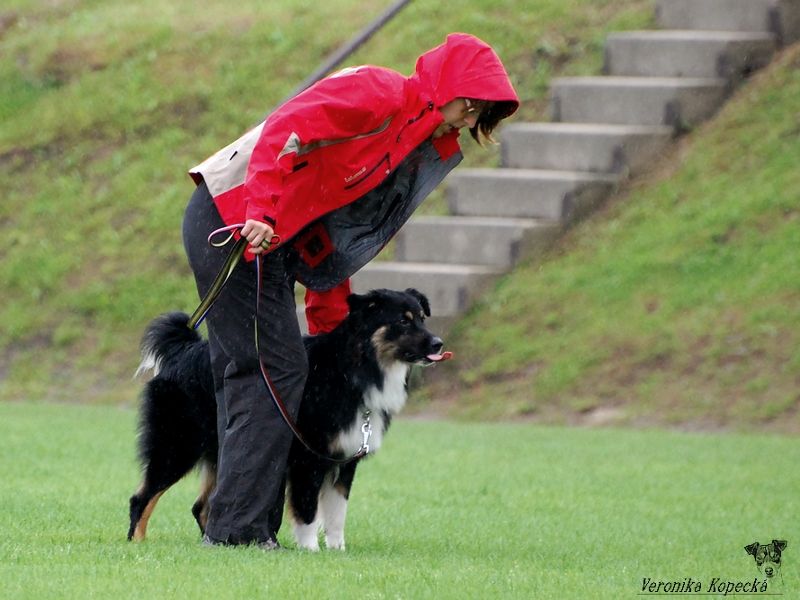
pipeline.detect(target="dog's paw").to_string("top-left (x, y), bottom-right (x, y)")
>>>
top-left (325, 535), bottom-right (346, 551)
top-left (297, 541), bottom-right (321, 552)
top-left (293, 521), bottom-right (321, 551)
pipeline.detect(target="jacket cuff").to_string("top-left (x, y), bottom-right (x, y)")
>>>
top-left (245, 202), bottom-right (277, 229)
top-left (305, 280), bottom-right (352, 335)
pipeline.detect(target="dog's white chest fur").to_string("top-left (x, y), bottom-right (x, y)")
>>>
top-left (332, 363), bottom-right (409, 456)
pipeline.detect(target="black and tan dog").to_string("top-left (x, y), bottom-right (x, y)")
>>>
top-left (127, 288), bottom-right (449, 550)
top-left (745, 540), bottom-right (787, 580)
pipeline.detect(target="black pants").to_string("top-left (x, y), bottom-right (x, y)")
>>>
top-left (182, 182), bottom-right (308, 544)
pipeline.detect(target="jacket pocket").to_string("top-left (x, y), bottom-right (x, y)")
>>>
top-left (343, 153), bottom-right (391, 190)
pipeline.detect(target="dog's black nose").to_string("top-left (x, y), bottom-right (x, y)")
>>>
top-left (430, 337), bottom-right (443, 353)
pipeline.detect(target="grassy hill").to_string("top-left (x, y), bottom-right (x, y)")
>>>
top-left (3, 1), bottom-right (798, 433)
top-left (0, 0), bottom-right (651, 404)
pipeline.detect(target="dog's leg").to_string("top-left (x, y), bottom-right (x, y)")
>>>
top-left (291, 513), bottom-right (321, 551)
top-left (287, 489), bottom-right (321, 552)
top-left (191, 460), bottom-right (216, 535)
top-left (130, 377), bottom-right (209, 541)
top-left (287, 462), bottom-right (327, 551)
top-left (319, 481), bottom-right (348, 550)
top-left (128, 449), bottom-right (200, 541)
top-left (128, 482), bottom-right (165, 542)
top-left (320, 462), bottom-right (358, 551)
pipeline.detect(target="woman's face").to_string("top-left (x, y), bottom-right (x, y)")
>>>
top-left (432, 98), bottom-right (489, 138)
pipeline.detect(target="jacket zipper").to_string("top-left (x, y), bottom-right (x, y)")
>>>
top-left (343, 153), bottom-right (391, 190)
top-left (295, 117), bottom-right (393, 157)
top-left (344, 101), bottom-right (433, 190)
top-left (396, 102), bottom-right (435, 143)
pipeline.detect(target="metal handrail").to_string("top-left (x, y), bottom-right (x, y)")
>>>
top-left (277, 0), bottom-right (413, 106)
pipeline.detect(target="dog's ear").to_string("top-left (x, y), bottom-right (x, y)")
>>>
top-left (346, 293), bottom-right (364, 312)
top-left (347, 292), bottom-right (379, 313)
top-left (773, 540), bottom-right (788, 552)
top-left (405, 288), bottom-right (431, 317)
top-left (745, 543), bottom-right (760, 556)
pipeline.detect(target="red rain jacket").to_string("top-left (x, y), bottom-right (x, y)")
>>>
top-left (190, 33), bottom-right (519, 333)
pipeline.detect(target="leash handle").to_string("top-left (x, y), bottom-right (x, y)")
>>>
top-left (208, 223), bottom-right (281, 250)
top-left (186, 225), bottom-right (281, 330)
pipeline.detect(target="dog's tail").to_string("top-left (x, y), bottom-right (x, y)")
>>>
top-left (134, 312), bottom-right (201, 378)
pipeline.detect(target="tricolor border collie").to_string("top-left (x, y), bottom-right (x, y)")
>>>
top-left (127, 288), bottom-right (449, 550)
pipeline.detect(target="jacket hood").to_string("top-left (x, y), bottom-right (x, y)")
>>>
top-left (411, 33), bottom-right (519, 119)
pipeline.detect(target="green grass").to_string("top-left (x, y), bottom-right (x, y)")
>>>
top-left (2, 402), bottom-right (798, 599)
top-left (0, 0), bottom-right (652, 406)
top-left (423, 44), bottom-right (800, 430)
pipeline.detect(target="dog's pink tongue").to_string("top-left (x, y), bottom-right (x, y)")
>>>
top-left (427, 350), bottom-right (454, 362)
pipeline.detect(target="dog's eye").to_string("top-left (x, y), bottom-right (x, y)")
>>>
top-left (399, 317), bottom-right (411, 326)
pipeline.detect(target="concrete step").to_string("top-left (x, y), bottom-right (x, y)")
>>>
top-left (351, 261), bottom-right (501, 318)
top-left (655, 0), bottom-right (800, 45)
top-left (550, 76), bottom-right (728, 128)
top-left (296, 306), bottom-right (309, 335)
top-left (415, 313), bottom-right (457, 339)
top-left (656, 0), bottom-right (775, 32)
top-left (297, 309), bottom-right (454, 338)
top-left (605, 30), bottom-right (776, 79)
top-left (296, 287), bottom-right (458, 336)
top-left (500, 123), bottom-right (673, 176)
top-left (394, 215), bottom-right (561, 268)
top-left (447, 168), bottom-right (619, 222)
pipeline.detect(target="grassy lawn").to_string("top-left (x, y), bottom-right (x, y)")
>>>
top-left (2, 402), bottom-right (798, 598)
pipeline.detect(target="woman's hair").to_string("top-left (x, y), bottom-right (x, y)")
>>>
top-left (470, 100), bottom-right (517, 146)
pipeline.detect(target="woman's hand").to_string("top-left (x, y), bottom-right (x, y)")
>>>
top-left (240, 219), bottom-right (275, 255)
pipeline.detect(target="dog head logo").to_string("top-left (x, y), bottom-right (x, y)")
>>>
top-left (745, 540), bottom-right (787, 580)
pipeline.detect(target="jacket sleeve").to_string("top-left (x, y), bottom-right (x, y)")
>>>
top-left (242, 68), bottom-right (405, 228)
top-left (305, 279), bottom-right (352, 335)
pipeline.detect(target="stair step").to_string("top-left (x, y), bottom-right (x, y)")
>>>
top-left (605, 30), bottom-right (776, 79)
top-left (656, 0), bottom-right (777, 34)
top-left (395, 216), bottom-right (560, 268)
top-left (296, 306), bottom-right (455, 337)
top-left (352, 261), bottom-right (501, 317)
top-left (447, 168), bottom-right (619, 221)
top-left (501, 123), bottom-right (673, 176)
top-left (296, 306), bottom-right (309, 335)
top-left (550, 76), bottom-right (728, 128)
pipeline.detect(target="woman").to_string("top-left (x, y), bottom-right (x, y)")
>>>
top-left (183, 32), bottom-right (519, 548)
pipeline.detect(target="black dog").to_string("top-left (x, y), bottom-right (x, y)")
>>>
top-left (127, 288), bottom-right (448, 550)
top-left (745, 540), bottom-right (787, 580)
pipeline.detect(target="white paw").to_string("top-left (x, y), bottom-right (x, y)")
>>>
top-left (325, 536), bottom-right (346, 551)
top-left (298, 540), bottom-right (320, 552)
top-left (293, 520), bottom-right (320, 552)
